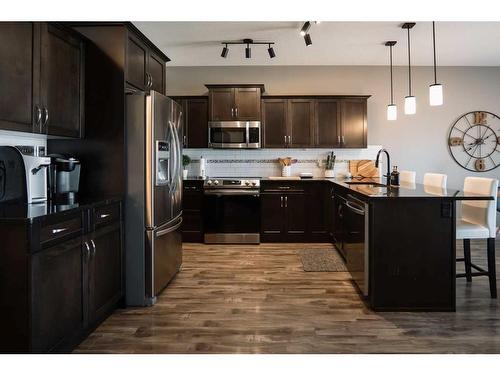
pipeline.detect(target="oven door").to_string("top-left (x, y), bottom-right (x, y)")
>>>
top-left (203, 189), bottom-right (261, 243)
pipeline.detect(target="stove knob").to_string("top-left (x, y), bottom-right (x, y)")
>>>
top-left (214, 180), bottom-right (219, 185)
top-left (245, 181), bottom-right (250, 186)
top-left (207, 180), bottom-right (212, 186)
top-left (251, 181), bottom-right (257, 186)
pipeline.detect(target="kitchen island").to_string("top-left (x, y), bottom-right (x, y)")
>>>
top-left (260, 177), bottom-right (494, 312)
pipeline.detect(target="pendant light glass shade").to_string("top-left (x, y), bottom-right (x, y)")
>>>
top-left (387, 104), bottom-right (397, 121)
top-left (404, 96), bottom-right (416, 115)
top-left (429, 83), bottom-right (443, 106)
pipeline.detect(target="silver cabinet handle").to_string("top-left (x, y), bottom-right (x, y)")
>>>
top-left (52, 227), bottom-right (68, 234)
top-left (341, 135), bottom-right (345, 144)
top-left (99, 213), bottom-right (110, 219)
top-left (337, 135), bottom-right (341, 144)
top-left (231, 108), bottom-right (234, 117)
top-left (84, 242), bottom-right (91, 262)
top-left (284, 135), bottom-right (287, 146)
top-left (280, 196), bottom-right (283, 208)
top-left (35, 105), bottom-right (42, 128)
top-left (41, 107), bottom-right (49, 130)
top-left (288, 135), bottom-right (291, 145)
top-left (235, 107), bottom-right (238, 117)
top-left (285, 196), bottom-right (288, 208)
top-left (90, 239), bottom-right (96, 257)
top-left (149, 73), bottom-right (153, 88)
top-left (183, 135), bottom-right (187, 147)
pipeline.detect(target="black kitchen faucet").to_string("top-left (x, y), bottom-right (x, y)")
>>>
top-left (375, 148), bottom-right (391, 185)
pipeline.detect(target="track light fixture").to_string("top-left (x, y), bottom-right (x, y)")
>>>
top-left (221, 44), bottom-right (228, 58)
top-left (267, 43), bottom-right (275, 58)
top-left (402, 22), bottom-right (416, 115)
top-left (300, 21), bottom-right (311, 36)
top-left (219, 39), bottom-right (276, 59)
top-left (304, 33), bottom-right (312, 46)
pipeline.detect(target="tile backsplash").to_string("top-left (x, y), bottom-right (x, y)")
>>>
top-left (183, 146), bottom-right (383, 178)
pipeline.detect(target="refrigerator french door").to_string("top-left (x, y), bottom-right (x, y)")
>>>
top-left (125, 91), bottom-right (183, 306)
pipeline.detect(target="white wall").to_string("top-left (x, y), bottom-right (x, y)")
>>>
top-left (167, 65), bottom-right (500, 188)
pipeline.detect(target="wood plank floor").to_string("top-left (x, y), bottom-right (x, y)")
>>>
top-left (75, 239), bottom-right (500, 354)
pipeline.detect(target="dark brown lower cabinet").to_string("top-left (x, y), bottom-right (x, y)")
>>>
top-left (182, 180), bottom-right (204, 242)
top-left (0, 200), bottom-right (123, 353)
top-left (31, 236), bottom-right (85, 353)
top-left (306, 182), bottom-right (330, 242)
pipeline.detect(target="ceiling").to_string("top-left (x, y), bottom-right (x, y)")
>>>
top-left (133, 21), bottom-right (500, 67)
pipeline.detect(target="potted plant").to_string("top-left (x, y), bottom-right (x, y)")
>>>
top-left (182, 155), bottom-right (191, 179)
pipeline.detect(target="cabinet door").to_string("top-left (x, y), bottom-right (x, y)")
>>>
top-left (284, 193), bottom-right (306, 241)
top-left (0, 22), bottom-right (39, 133)
top-left (89, 223), bottom-right (122, 323)
top-left (234, 87), bottom-right (260, 121)
top-left (315, 99), bottom-right (341, 147)
top-left (333, 194), bottom-right (346, 258)
top-left (262, 99), bottom-right (287, 148)
top-left (40, 23), bottom-right (84, 137)
top-left (209, 88), bottom-right (234, 121)
top-left (260, 193), bottom-right (284, 242)
top-left (148, 50), bottom-right (166, 94)
top-left (31, 236), bottom-right (84, 353)
top-left (184, 98), bottom-right (208, 148)
top-left (288, 99), bottom-right (314, 147)
top-left (341, 99), bottom-right (367, 148)
top-left (126, 33), bottom-right (147, 91)
top-left (307, 183), bottom-right (330, 242)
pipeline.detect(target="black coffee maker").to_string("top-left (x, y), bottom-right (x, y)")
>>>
top-left (47, 154), bottom-right (81, 203)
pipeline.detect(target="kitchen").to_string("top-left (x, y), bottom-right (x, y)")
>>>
top-left (0, 5), bottom-right (500, 372)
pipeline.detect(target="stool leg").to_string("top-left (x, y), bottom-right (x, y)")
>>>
top-left (487, 238), bottom-right (497, 299)
top-left (463, 239), bottom-right (472, 282)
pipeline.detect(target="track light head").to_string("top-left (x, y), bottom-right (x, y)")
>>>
top-left (304, 33), bottom-right (312, 46)
top-left (300, 21), bottom-right (311, 36)
top-left (267, 44), bottom-right (275, 58)
top-left (221, 44), bottom-right (228, 58)
top-left (245, 44), bottom-right (251, 58)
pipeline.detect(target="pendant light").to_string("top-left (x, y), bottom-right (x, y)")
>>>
top-left (385, 41), bottom-right (397, 121)
top-left (429, 21), bottom-right (444, 106)
top-left (402, 23), bottom-right (416, 115)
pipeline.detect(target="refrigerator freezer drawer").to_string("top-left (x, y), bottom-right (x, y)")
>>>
top-left (145, 216), bottom-right (183, 301)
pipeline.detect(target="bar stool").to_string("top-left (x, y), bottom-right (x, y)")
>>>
top-left (423, 173), bottom-right (447, 189)
top-left (456, 177), bottom-right (498, 298)
top-left (400, 170), bottom-right (416, 184)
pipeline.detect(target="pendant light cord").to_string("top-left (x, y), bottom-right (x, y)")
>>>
top-left (432, 21), bottom-right (437, 84)
top-left (390, 45), bottom-right (394, 105)
top-left (407, 27), bottom-right (412, 96)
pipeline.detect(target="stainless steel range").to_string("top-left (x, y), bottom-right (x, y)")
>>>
top-left (203, 178), bottom-right (260, 244)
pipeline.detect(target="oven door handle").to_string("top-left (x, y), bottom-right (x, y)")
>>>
top-left (204, 189), bottom-right (260, 196)
top-left (345, 201), bottom-right (365, 215)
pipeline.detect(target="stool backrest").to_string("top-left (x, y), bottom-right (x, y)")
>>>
top-left (400, 170), bottom-right (416, 184)
top-left (462, 177), bottom-right (499, 238)
top-left (423, 173), bottom-right (447, 189)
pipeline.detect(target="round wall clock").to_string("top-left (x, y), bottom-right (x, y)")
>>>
top-left (448, 111), bottom-right (500, 172)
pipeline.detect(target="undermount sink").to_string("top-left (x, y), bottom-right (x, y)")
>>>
top-left (345, 181), bottom-right (387, 187)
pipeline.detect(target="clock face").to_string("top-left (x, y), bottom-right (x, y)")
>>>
top-left (448, 111), bottom-right (500, 172)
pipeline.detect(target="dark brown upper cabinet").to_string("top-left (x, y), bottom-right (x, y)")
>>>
top-left (172, 97), bottom-right (208, 148)
top-left (315, 99), bottom-right (341, 147)
top-left (340, 98), bottom-right (367, 148)
top-left (206, 84), bottom-right (264, 121)
top-left (40, 24), bottom-right (85, 138)
top-left (262, 96), bottom-right (369, 149)
top-left (126, 31), bottom-right (167, 94)
top-left (0, 23), bottom-right (38, 133)
top-left (0, 23), bottom-right (84, 138)
top-left (287, 99), bottom-right (314, 147)
top-left (262, 99), bottom-right (288, 148)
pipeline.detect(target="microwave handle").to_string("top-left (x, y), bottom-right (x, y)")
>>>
top-left (246, 122), bottom-right (250, 148)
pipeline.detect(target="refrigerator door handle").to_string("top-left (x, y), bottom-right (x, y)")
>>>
top-left (156, 217), bottom-right (183, 237)
top-left (168, 120), bottom-right (179, 192)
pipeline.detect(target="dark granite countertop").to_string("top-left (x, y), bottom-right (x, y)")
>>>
top-left (0, 196), bottom-right (122, 222)
top-left (262, 177), bottom-right (494, 201)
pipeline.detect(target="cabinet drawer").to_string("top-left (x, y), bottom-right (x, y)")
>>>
top-left (40, 216), bottom-right (83, 246)
top-left (93, 203), bottom-right (121, 229)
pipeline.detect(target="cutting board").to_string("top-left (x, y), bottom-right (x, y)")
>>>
top-left (349, 160), bottom-right (380, 178)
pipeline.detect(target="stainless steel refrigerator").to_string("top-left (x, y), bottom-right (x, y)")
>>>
top-left (125, 91), bottom-right (183, 306)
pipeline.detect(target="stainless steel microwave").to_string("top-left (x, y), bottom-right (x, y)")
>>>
top-left (208, 121), bottom-right (261, 149)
